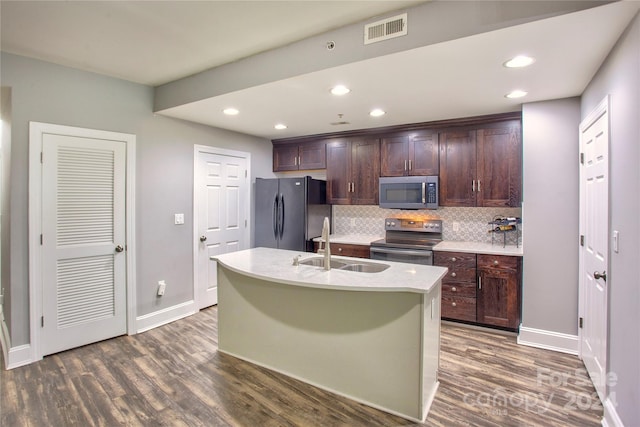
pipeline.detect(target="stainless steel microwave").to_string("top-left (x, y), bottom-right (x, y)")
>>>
top-left (379, 176), bottom-right (439, 209)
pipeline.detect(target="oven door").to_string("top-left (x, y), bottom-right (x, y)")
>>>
top-left (369, 247), bottom-right (433, 265)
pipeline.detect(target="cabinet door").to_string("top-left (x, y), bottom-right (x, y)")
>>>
top-left (477, 268), bottom-right (519, 329)
top-left (326, 139), bottom-right (351, 204)
top-left (351, 138), bottom-right (380, 205)
top-left (477, 122), bottom-right (521, 207)
top-left (439, 130), bottom-right (476, 206)
top-left (273, 144), bottom-right (299, 172)
top-left (299, 140), bottom-right (326, 170)
top-left (409, 131), bottom-right (439, 176)
top-left (380, 135), bottom-right (409, 177)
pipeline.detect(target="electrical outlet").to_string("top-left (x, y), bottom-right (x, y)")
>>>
top-left (453, 222), bottom-right (460, 232)
top-left (174, 213), bottom-right (185, 225)
top-left (157, 280), bottom-right (166, 296)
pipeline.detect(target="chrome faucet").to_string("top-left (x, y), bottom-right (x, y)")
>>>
top-left (317, 217), bottom-right (331, 270)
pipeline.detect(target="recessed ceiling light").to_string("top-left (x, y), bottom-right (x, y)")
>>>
top-left (504, 55), bottom-right (535, 68)
top-left (274, 123), bottom-right (287, 130)
top-left (223, 108), bottom-right (239, 115)
top-left (505, 90), bottom-right (528, 99)
top-left (370, 109), bottom-right (386, 117)
top-left (331, 85), bottom-right (351, 96)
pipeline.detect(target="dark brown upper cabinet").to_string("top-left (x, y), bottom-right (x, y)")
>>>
top-left (272, 140), bottom-right (326, 172)
top-left (381, 130), bottom-right (439, 177)
top-left (439, 120), bottom-right (521, 207)
top-left (326, 137), bottom-right (380, 205)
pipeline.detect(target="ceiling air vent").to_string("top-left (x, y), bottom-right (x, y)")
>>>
top-left (364, 13), bottom-right (407, 45)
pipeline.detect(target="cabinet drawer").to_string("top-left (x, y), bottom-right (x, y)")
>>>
top-left (477, 254), bottom-right (519, 271)
top-left (313, 242), bottom-right (369, 259)
top-left (442, 267), bottom-right (476, 284)
top-left (442, 296), bottom-right (476, 322)
top-left (434, 252), bottom-right (476, 268)
top-left (442, 282), bottom-right (476, 298)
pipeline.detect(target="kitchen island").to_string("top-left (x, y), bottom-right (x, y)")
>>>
top-left (213, 247), bottom-right (447, 422)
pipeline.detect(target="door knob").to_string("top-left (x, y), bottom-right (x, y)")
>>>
top-left (115, 245), bottom-right (124, 253)
top-left (593, 270), bottom-right (607, 281)
top-left (200, 236), bottom-right (207, 242)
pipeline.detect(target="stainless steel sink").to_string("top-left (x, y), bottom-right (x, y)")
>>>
top-left (298, 257), bottom-right (348, 269)
top-left (298, 257), bottom-right (389, 273)
top-left (339, 263), bottom-right (390, 273)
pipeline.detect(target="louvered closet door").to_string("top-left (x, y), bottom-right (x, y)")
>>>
top-left (41, 134), bottom-right (126, 356)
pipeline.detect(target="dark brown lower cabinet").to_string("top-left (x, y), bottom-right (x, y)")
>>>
top-left (435, 251), bottom-right (521, 331)
top-left (477, 254), bottom-right (521, 330)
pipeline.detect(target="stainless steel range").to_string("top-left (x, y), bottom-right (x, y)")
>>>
top-left (370, 217), bottom-right (442, 265)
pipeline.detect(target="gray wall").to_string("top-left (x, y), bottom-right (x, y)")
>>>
top-left (521, 98), bottom-right (581, 335)
top-left (1, 52), bottom-right (274, 346)
top-left (580, 12), bottom-right (640, 425)
top-left (0, 87), bottom-right (11, 333)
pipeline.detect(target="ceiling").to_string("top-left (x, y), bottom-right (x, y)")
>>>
top-left (2, 1), bottom-right (639, 140)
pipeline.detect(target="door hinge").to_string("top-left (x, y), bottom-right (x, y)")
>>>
top-left (245, 219), bottom-right (247, 227)
top-left (580, 153), bottom-right (584, 164)
top-left (245, 170), bottom-right (247, 178)
top-left (579, 317), bottom-right (583, 329)
top-left (580, 235), bottom-right (584, 246)
top-left (40, 234), bottom-right (43, 245)
top-left (40, 152), bottom-right (43, 163)
top-left (41, 316), bottom-right (44, 327)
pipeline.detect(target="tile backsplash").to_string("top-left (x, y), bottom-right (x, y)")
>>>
top-left (333, 205), bottom-right (522, 244)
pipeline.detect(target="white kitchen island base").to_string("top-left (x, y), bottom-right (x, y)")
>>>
top-left (215, 249), bottom-right (444, 422)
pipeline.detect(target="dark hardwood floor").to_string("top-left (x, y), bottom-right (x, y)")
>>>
top-left (1, 307), bottom-right (602, 426)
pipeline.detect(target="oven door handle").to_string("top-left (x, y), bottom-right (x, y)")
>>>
top-left (370, 247), bottom-right (432, 257)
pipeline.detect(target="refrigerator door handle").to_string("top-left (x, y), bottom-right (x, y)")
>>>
top-left (273, 194), bottom-right (279, 239)
top-left (279, 194), bottom-right (285, 239)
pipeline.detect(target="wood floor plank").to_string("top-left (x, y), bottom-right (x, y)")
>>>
top-left (1, 306), bottom-right (602, 426)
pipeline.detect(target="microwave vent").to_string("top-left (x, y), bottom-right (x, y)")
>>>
top-left (364, 13), bottom-right (407, 45)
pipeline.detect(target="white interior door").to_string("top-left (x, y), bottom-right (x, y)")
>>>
top-left (195, 147), bottom-right (250, 309)
top-left (41, 133), bottom-right (127, 356)
top-left (579, 97), bottom-right (609, 402)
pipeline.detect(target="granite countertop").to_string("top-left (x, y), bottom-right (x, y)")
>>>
top-left (214, 247), bottom-right (447, 294)
top-left (433, 241), bottom-right (523, 257)
top-left (312, 234), bottom-right (383, 245)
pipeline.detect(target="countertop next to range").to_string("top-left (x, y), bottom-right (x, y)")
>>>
top-left (312, 234), bottom-right (523, 257)
top-left (433, 241), bottom-right (523, 257)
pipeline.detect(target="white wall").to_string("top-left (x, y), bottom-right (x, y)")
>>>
top-left (0, 52), bottom-right (274, 347)
top-left (580, 11), bottom-right (640, 426)
top-left (520, 98), bottom-right (581, 341)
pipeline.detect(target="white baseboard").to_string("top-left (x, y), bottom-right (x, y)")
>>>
top-left (517, 326), bottom-right (579, 355)
top-left (135, 300), bottom-right (197, 333)
top-left (601, 396), bottom-right (623, 427)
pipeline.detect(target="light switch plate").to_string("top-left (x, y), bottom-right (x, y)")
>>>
top-left (175, 213), bottom-right (184, 225)
top-left (613, 230), bottom-right (619, 253)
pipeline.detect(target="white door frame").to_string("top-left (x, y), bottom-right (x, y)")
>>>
top-left (192, 144), bottom-right (251, 310)
top-left (28, 122), bottom-right (136, 362)
top-left (578, 95), bottom-right (609, 399)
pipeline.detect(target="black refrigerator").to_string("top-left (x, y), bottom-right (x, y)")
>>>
top-left (255, 177), bottom-right (331, 251)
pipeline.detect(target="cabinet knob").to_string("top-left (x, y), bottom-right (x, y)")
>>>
top-left (338, 247), bottom-right (342, 252)
top-left (451, 257), bottom-right (457, 262)
top-left (452, 302), bottom-right (457, 307)
top-left (494, 260), bottom-right (499, 265)
top-left (451, 287), bottom-right (457, 292)
top-left (451, 272), bottom-right (457, 278)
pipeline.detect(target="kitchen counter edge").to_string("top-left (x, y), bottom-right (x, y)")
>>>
top-left (433, 241), bottom-right (523, 257)
top-left (213, 247), bottom-right (447, 294)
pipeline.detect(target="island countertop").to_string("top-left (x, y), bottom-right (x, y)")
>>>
top-left (213, 247), bottom-right (447, 294)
